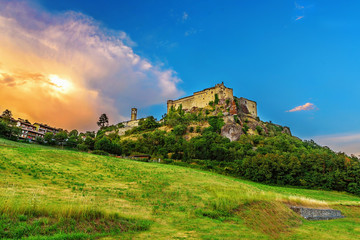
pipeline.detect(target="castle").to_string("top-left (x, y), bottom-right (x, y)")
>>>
top-left (167, 82), bottom-right (257, 118)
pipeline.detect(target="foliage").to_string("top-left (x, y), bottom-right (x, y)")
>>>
top-left (44, 132), bottom-right (55, 145)
top-left (82, 136), bottom-right (94, 150)
top-left (77, 143), bottom-right (89, 152)
top-left (69, 129), bottom-right (79, 137)
top-left (207, 116), bottom-right (225, 133)
top-left (138, 116), bottom-right (160, 130)
top-left (256, 125), bottom-right (263, 135)
top-left (1, 109), bottom-right (13, 121)
top-left (94, 136), bottom-right (122, 155)
top-left (97, 113), bottom-right (109, 129)
top-left (242, 123), bottom-right (249, 134)
top-left (214, 94), bottom-right (219, 105)
top-left (173, 124), bottom-right (187, 136)
top-left (189, 126), bottom-right (194, 133)
top-left (54, 131), bottom-right (68, 145)
top-left (0, 119), bottom-right (20, 139)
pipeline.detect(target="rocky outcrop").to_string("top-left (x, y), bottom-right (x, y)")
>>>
top-left (290, 206), bottom-right (344, 220)
top-left (221, 123), bottom-right (243, 141)
top-left (229, 100), bottom-right (238, 115)
top-left (282, 126), bottom-right (292, 136)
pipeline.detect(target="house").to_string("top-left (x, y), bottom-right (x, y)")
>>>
top-left (16, 119), bottom-right (44, 140)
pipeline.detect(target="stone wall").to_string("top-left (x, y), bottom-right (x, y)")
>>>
top-left (290, 206), bottom-right (344, 220)
top-left (239, 97), bottom-right (257, 118)
top-left (167, 83), bottom-right (233, 113)
top-left (117, 119), bottom-right (141, 136)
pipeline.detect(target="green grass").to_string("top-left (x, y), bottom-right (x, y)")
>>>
top-left (0, 138), bottom-right (359, 239)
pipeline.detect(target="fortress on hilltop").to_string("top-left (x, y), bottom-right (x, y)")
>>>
top-left (167, 82), bottom-right (257, 118)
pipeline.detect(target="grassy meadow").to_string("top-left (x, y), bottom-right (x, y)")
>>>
top-left (0, 138), bottom-right (359, 239)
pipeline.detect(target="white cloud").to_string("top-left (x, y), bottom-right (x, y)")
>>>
top-left (0, 1), bottom-right (183, 130)
top-left (286, 102), bottom-right (316, 112)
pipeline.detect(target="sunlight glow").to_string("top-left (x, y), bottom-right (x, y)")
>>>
top-left (48, 74), bottom-right (72, 92)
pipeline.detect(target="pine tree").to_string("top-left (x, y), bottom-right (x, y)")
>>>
top-left (97, 113), bottom-right (109, 129)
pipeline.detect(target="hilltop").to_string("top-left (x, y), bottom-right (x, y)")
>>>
top-left (0, 138), bottom-right (360, 239)
top-left (96, 99), bottom-right (360, 198)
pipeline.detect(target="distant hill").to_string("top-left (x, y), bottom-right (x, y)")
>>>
top-left (97, 104), bottom-right (360, 197)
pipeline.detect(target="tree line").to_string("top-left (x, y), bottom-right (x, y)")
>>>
top-left (1, 108), bottom-right (359, 196)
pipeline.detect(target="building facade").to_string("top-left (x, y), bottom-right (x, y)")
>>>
top-left (167, 82), bottom-right (233, 112)
top-left (167, 83), bottom-right (258, 118)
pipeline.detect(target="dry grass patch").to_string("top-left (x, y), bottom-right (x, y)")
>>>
top-left (238, 201), bottom-right (302, 239)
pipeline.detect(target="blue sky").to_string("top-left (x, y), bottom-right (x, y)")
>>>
top-left (1, 0), bottom-right (360, 155)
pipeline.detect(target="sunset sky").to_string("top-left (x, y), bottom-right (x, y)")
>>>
top-left (1, 0), bottom-right (359, 155)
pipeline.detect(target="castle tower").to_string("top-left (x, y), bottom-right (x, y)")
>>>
top-left (131, 108), bottom-right (137, 121)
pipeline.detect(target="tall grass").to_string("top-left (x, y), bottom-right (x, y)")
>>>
top-left (0, 197), bottom-right (151, 239)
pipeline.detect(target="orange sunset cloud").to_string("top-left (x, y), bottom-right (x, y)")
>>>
top-left (0, 1), bottom-right (183, 131)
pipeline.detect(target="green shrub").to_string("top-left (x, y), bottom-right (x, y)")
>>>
top-left (189, 126), bottom-right (194, 133)
top-left (77, 143), bottom-right (89, 152)
top-left (242, 124), bottom-right (249, 134)
top-left (214, 94), bottom-right (219, 105)
top-left (173, 124), bottom-right (187, 136)
top-left (256, 126), bottom-right (263, 135)
top-left (196, 126), bottom-right (202, 133)
top-left (207, 116), bottom-right (225, 133)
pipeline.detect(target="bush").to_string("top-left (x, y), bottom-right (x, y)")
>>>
top-left (173, 124), bottom-right (187, 136)
top-left (242, 124), bottom-right (249, 134)
top-left (189, 126), bottom-right (194, 133)
top-left (95, 137), bottom-right (113, 153)
top-left (214, 94), bottom-right (219, 105)
top-left (35, 136), bottom-right (44, 144)
top-left (77, 143), bottom-right (89, 152)
top-left (207, 116), bottom-right (225, 133)
top-left (256, 126), bottom-right (263, 135)
top-left (196, 126), bottom-right (202, 133)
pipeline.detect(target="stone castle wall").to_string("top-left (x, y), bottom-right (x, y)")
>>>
top-left (167, 83), bottom-right (233, 112)
top-left (239, 97), bottom-right (257, 117)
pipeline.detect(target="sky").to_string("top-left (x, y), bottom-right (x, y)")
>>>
top-left (0, 0), bottom-right (359, 156)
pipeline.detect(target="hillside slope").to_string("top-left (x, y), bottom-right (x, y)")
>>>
top-left (0, 138), bottom-right (360, 239)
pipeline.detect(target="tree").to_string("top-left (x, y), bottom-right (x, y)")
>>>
top-left (1, 109), bottom-right (12, 120)
top-left (54, 131), bottom-right (68, 148)
top-left (94, 136), bottom-right (113, 153)
top-left (69, 129), bottom-right (79, 137)
top-left (97, 113), bottom-right (109, 129)
top-left (84, 136), bottom-right (95, 150)
top-left (44, 132), bottom-right (54, 145)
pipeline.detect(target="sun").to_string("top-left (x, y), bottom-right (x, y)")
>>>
top-left (48, 74), bottom-right (72, 92)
